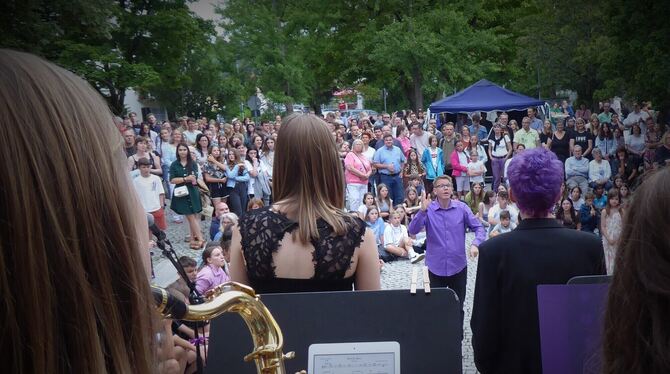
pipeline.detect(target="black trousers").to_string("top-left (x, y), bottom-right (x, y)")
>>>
top-left (428, 267), bottom-right (467, 337)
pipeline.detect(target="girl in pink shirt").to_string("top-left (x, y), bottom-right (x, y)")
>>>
top-left (195, 242), bottom-right (230, 295)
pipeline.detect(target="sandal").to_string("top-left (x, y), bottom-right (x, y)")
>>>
top-left (189, 240), bottom-right (201, 249)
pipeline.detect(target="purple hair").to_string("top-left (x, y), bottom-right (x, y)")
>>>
top-left (507, 148), bottom-right (564, 218)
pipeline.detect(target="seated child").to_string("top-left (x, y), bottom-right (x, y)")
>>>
top-left (580, 192), bottom-right (600, 233)
top-left (490, 210), bottom-right (516, 237)
top-left (382, 211), bottom-right (425, 263)
top-left (195, 241), bottom-right (231, 296)
top-left (593, 184), bottom-right (608, 210)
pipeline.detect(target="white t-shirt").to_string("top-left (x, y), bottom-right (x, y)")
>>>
top-left (625, 134), bottom-right (646, 154)
top-left (488, 135), bottom-right (511, 157)
top-left (488, 203), bottom-right (519, 225)
top-left (429, 147), bottom-right (439, 170)
top-left (183, 130), bottom-right (202, 146)
top-left (383, 223), bottom-right (408, 248)
top-left (362, 146), bottom-right (376, 165)
top-left (133, 174), bottom-right (165, 213)
top-left (410, 131), bottom-right (431, 156)
top-left (467, 160), bottom-right (486, 184)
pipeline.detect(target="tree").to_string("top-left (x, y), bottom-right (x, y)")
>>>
top-left (2, 0), bottom-right (216, 115)
top-left (340, 0), bottom-right (504, 111)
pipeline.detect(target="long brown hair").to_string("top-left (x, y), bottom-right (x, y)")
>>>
top-left (603, 168), bottom-right (670, 373)
top-left (0, 50), bottom-right (155, 373)
top-left (273, 113), bottom-right (349, 243)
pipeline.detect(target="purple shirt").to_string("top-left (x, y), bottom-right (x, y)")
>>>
top-left (408, 199), bottom-right (486, 276)
top-left (195, 264), bottom-right (229, 294)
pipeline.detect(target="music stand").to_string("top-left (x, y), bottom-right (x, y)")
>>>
top-left (206, 288), bottom-right (463, 373)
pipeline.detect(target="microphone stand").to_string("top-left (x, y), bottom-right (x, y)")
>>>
top-left (154, 236), bottom-right (205, 374)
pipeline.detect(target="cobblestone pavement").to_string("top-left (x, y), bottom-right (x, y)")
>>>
top-left (153, 216), bottom-right (479, 373)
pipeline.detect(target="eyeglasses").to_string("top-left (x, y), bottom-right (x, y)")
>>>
top-left (433, 184), bottom-right (451, 190)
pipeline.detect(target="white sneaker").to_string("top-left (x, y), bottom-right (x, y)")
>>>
top-left (410, 253), bottom-right (425, 264)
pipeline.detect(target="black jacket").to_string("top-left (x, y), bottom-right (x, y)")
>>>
top-left (471, 218), bottom-right (605, 374)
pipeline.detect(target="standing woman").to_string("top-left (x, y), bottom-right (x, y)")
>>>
top-left (625, 122), bottom-right (646, 169)
top-left (539, 120), bottom-right (553, 148)
top-left (421, 135), bottom-right (444, 194)
top-left (128, 137), bottom-right (162, 176)
top-left (224, 148), bottom-right (250, 217)
top-left (260, 137), bottom-right (275, 184)
top-left (247, 147), bottom-right (272, 206)
top-left (202, 145), bottom-right (228, 206)
top-left (395, 124), bottom-right (412, 156)
top-left (601, 189), bottom-right (623, 275)
top-left (344, 139), bottom-right (372, 212)
top-left (595, 124), bottom-right (616, 162)
top-left (229, 113), bottom-right (380, 293)
top-left (488, 124), bottom-right (512, 192)
top-left (194, 133), bottom-right (211, 168)
top-left (170, 143), bottom-right (204, 249)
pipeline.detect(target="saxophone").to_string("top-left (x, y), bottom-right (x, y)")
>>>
top-left (153, 282), bottom-right (298, 374)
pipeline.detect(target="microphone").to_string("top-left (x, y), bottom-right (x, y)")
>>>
top-left (147, 214), bottom-right (167, 243)
top-left (151, 286), bottom-right (187, 319)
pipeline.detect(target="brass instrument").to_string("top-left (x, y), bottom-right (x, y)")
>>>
top-left (154, 282), bottom-right (297, 374)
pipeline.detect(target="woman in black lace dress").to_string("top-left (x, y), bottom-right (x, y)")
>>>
top-left (229, 113), bottom-right (381, 293)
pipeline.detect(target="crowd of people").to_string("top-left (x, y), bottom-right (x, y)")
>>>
top-left (4, 48), bottom-right (670, 374)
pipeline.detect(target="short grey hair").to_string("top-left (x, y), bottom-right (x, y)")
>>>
top-left (592, 148), bottom-right (602, 156)
top-left (573, 145), bottom-right (583, 152)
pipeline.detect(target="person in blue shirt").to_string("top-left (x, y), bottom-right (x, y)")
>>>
top-left (469, 113), bottom-right (489, 141)
top-left (593, 184), bottom-right (608, 210)
top-left (224, 149), bottom-right (250, 217)
top-left (372, 134), bottom-right (406, 205)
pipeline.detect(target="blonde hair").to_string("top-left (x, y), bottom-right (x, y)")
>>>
top-left (273, 113), bottom-right (350, 243)
top-left (0, 50), bottom-right (155, 373)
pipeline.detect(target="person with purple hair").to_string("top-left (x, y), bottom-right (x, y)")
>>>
top-left (471, 148), bottom-right (605, 374)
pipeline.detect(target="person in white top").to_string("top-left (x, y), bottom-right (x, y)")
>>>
top-left (382, 211), bottom-right (424, 264)
top-left (487, 191), bottom-right (519, 227)
top-left (623, 102), bottom-right (650, 132)
top-left (182, 118), bottom-right (202, 146)
top-left (133, 158), bottom-right (167, 230)
top-left (588, 148), bottom-right (613, 190)
top-left (409, 122), bottom-right (431, 157)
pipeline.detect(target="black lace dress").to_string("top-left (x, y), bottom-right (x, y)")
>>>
top-left (239, 207), bottom-right (367, 294)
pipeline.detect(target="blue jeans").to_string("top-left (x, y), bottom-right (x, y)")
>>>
top-left (379, 174), bottom-right (404, 206)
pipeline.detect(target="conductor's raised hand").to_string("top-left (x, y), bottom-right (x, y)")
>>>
top-left (420, 190), bottom-right (431, 211)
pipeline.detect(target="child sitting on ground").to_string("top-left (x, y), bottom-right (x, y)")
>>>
top-left (195, 241), bottom-right (230, 296)
top-left (490, 210), bottom-right (516, 237)
top-left (382, 211), bottom-right (424, 263)
top-left (580, 192), bottom-right (600, 234)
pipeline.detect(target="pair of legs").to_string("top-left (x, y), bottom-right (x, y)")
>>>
top-left (379, 174), bottom-right (404, 205)
top-left (184, 214), bottom-right (204, 248)
top-left (566, 176), bottom-right (589, 194)
top-left (491, 157), bottom-right (506, 192)
top-left (346, 183), bottom-right (368, 212)
top-left (384, 237), bottom-right (414, 257)
top-left (455, 176), bottom-right (470, 199)
top-left (428, 267), bottom-right (467, 339)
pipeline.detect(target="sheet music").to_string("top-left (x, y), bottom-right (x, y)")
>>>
top-left (313, 352), bottom-right (395, 374)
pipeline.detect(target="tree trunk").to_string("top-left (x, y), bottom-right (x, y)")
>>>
top-left (411, 64), bottom-right (424, 111)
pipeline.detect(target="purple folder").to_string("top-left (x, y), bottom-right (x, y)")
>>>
top-left (537, 283), bottom-right (610, 374)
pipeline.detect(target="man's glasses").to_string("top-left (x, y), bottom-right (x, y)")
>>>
top-left (434, 184), bottom-right (451, 190)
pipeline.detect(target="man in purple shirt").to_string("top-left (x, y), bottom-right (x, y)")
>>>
top-left (408, 175), bottom-right (486, 329)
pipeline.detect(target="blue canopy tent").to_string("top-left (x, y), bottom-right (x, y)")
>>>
top-left (429, 79), bottom-right (545, 114)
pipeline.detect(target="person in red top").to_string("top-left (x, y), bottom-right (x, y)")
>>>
top-left (450, 140), bottom-right (470, 199)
